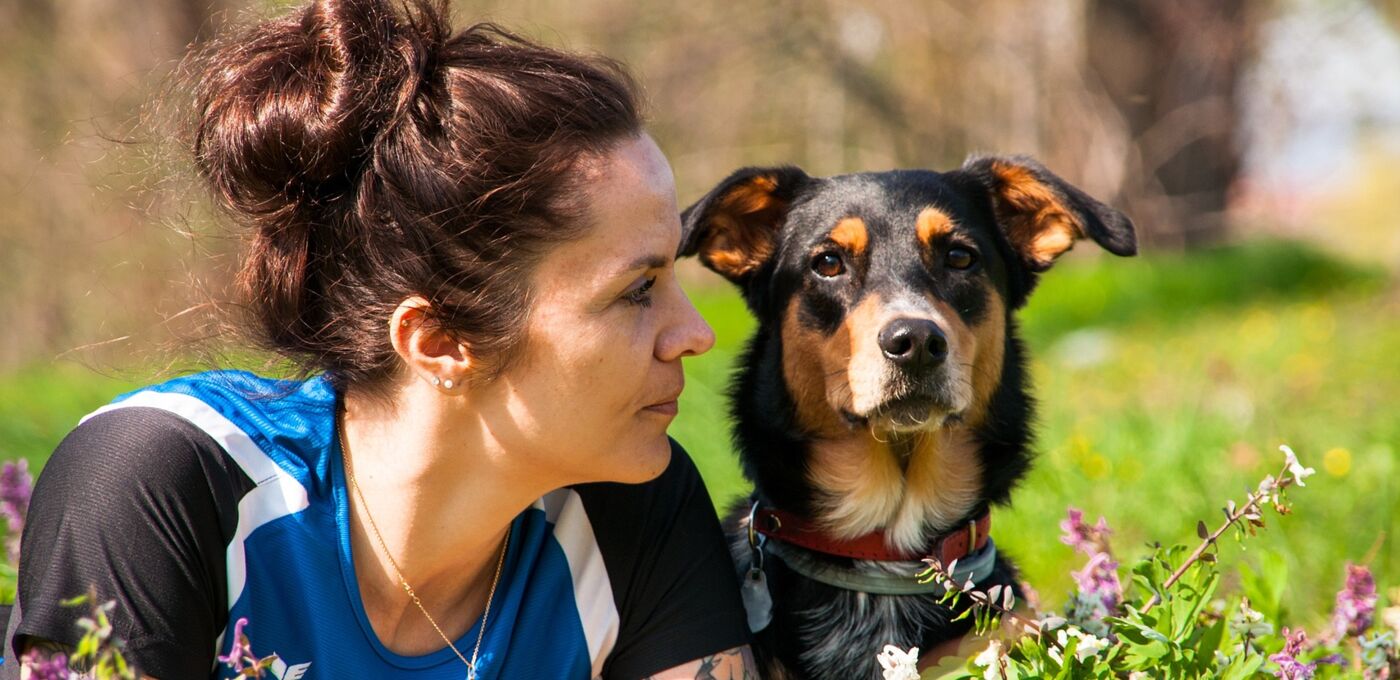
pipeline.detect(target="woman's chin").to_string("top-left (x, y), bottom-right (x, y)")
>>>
top-left (611, 435), bottom-right (673, 484)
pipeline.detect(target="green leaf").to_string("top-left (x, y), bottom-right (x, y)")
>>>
top-left (1107, 615), bottom-right (1172, 646)
top-left (1221, 651), bottom-right (1264, 680)
top-left (1239, 552), bottom-right (1288, 622)
top-left (59, 593), bottom-right (90, 608)
top-left (921, 665), bottom-right (975, 680)
top-left (75, 632), bottom-right (99, 660)
top-left (1161, 561), bottom-right (1219, 644)
top-left (1193, 618), bottom-right (1226, 675)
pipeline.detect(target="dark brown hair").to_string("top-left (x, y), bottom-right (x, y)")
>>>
top-left (190, 0), bottom-right (641, 390)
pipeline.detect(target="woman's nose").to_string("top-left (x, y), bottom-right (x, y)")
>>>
top-left (659, 285), bottom-right (715, 361)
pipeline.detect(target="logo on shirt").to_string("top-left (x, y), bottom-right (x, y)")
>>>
top-left (270, 656), bottom-right (312, 680)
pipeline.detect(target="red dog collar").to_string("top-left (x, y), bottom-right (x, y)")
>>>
top-left (752, 506), bottom-right (991, 563)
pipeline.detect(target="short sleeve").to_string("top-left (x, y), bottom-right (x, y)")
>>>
top-left (575, 439), bottom-right (750, 679)
top-left (6, 407), bottom-right (253, 679)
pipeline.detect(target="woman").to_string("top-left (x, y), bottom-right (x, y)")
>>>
top-left (5, 0), bottom-right (755, 677)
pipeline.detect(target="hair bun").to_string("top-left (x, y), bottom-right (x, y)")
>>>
top-left (193, 0), bottom-right (443, 216)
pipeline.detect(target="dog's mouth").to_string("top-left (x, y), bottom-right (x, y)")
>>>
top-left (840, 393), bottom-right (962, 434)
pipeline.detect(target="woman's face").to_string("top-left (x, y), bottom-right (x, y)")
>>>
top-left (476, 133), bottom-right (715, 485)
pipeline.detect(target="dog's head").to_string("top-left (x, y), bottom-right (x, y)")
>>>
top-left (679, 156), bottom-right (1135, 440)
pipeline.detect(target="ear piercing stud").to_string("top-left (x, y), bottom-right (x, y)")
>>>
top-left (443, 379), bottom-right (455, 389)
top-left (432, 376), bottom-right (441, 386)
top-left (430, 376), bottom-right (456, 390)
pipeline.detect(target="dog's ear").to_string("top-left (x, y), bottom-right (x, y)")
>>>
top-left (960, 155), bottom-right (1136, 272)
top-left (678, 166), bottom-right (811, 284)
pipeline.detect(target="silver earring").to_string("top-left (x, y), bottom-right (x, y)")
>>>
top-left (431, 376), bottom-right (441, 387)
top-left (443, 378), bottom-right (455, 390)
top-left (400, 318), bottom-right (410, 328)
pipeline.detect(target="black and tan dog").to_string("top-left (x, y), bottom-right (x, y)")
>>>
top-left (678, 156), bottom-right (1136, 679)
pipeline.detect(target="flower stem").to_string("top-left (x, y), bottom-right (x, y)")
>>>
top-left (1141, 460), bottom-right (1293, 614)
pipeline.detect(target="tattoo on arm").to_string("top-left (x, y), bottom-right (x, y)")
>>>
top-left (642, 645), bottom-right (759, 680)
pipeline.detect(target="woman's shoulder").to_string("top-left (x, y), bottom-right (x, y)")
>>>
top-left (84, 369), bottom-right (339, 490)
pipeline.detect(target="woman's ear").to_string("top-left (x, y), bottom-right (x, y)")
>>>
top-left (677, 165), bottom-right (811, 285)
top-left (390, 297), bottom-right (472, 389)
top-left (958, 155), bottom-right (1137, 272)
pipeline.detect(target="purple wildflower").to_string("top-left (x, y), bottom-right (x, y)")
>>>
top-left (219, 617), bottom-right (256, 672)
top-left (1269, 627), bottom-right (1317, 679)
top-left (1060, 508), bottom-right (1122, 635)
top-left (1070, 551), bottom-right (1123, 614)
top-left (1059, 506), bottom-right (1112, 557)
top-left (1, 459), bottom-right (33, 563)
top-left (19, 648), bottom-right (70, 680)
top-left (1333, 563), bottom-right (1378, 638)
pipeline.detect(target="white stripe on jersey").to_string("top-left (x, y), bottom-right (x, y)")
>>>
top-left (539, 489), bottom-right (620, 679)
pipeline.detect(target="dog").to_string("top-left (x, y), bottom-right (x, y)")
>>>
top-left (677, 155), bottom-right (1136, 679)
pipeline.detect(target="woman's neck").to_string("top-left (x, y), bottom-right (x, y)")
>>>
top-left (339, 381), bottom-right (554, 655)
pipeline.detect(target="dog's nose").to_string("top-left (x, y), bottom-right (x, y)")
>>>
top-left (878, 318), bottom-right (947, 369)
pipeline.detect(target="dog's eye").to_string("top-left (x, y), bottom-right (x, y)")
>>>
top-left (811, 251), bottom-right (846, 278)
top-left (946, 247), bottom-right (978, 270)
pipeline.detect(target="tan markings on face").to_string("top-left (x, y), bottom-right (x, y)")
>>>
top-left (886, 427), bottom-right (985, 553)
top-left (780, 298), bottom-right (851, 437)
top-left (967, 289), bottom-right (1006, 427)
top-left (788, 291), bottom-right (989, 546)
top-left (928, 296), bottom-right (974, 412)
top-left (988, 160), bottom-right (1083, 266)
top-left (922, 289), bottom-right (1006, 428)
top-left (698, 174), bottom-right (786, 279)
top-left (829, 217), bottom-right (869, 257)
top-left (916, 206), bottom-right (955, 248)
top-left (843, 295), bottom-right (895, 415)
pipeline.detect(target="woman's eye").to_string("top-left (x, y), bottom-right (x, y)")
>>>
top-left (946, 247), bottom-right (978, 271)
top-left (811, 252), bottom-right (846, 278)
top-left (624, 276), bottom-right (657, 307)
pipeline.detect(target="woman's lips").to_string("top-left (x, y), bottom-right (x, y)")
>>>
top-left (643, 399), bottom-right (679, 416)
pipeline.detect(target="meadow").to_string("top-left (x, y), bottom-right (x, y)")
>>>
top-left (1, 238), bottom-right (1395, 632)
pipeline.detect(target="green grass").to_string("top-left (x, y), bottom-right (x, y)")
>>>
top-left (2, 238), bottom-right (1395, 630)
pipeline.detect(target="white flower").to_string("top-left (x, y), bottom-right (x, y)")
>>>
top-left (1255, 475), bottom-right (1280, 505)
top-left (1074, 631), bottom-right (1110, 659)
top-left (1038, 615), bottom-right (1067, 631)
top-left (1382, 604), bottom-right (1400, 635)
top-left (1048, 627), bottom-right (1110, 664)
top-left (876, 644), bottom-right (920, 680)
top-left (1129, 672), bottom-right (1151, 680)
top-left (1228, 599), bottom-right (1273, 639)
top-left (1280, 445), bottom-right (1316, 486)
top-left (972, 639), bottom-right (1005, 680)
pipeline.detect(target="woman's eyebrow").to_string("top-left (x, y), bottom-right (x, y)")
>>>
top-left (618, 253), bottom-right (670, 274)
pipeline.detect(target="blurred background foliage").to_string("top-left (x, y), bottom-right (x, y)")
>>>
top-left (1, 0), bottom-right (1398, 630)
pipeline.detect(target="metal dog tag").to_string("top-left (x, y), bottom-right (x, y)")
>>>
top-left (741, 567), bottom-right (773, 633)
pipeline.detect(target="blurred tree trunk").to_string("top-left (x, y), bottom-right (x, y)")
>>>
top-left (1085, 0), bottom-right (1260, 248)
top-left (0, 0), bottom-right (232, 369)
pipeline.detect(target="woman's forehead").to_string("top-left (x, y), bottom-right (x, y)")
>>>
top-left (582, 137), bottom-right (679, 255)
top-left (538, 135), bottom-right (681, 283)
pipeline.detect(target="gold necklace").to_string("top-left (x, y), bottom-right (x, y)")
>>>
top-left (338, 407), bottom-right (509, 680)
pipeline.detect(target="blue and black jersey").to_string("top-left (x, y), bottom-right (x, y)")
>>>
top-left (4, 371), bottom-right (748, 679)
